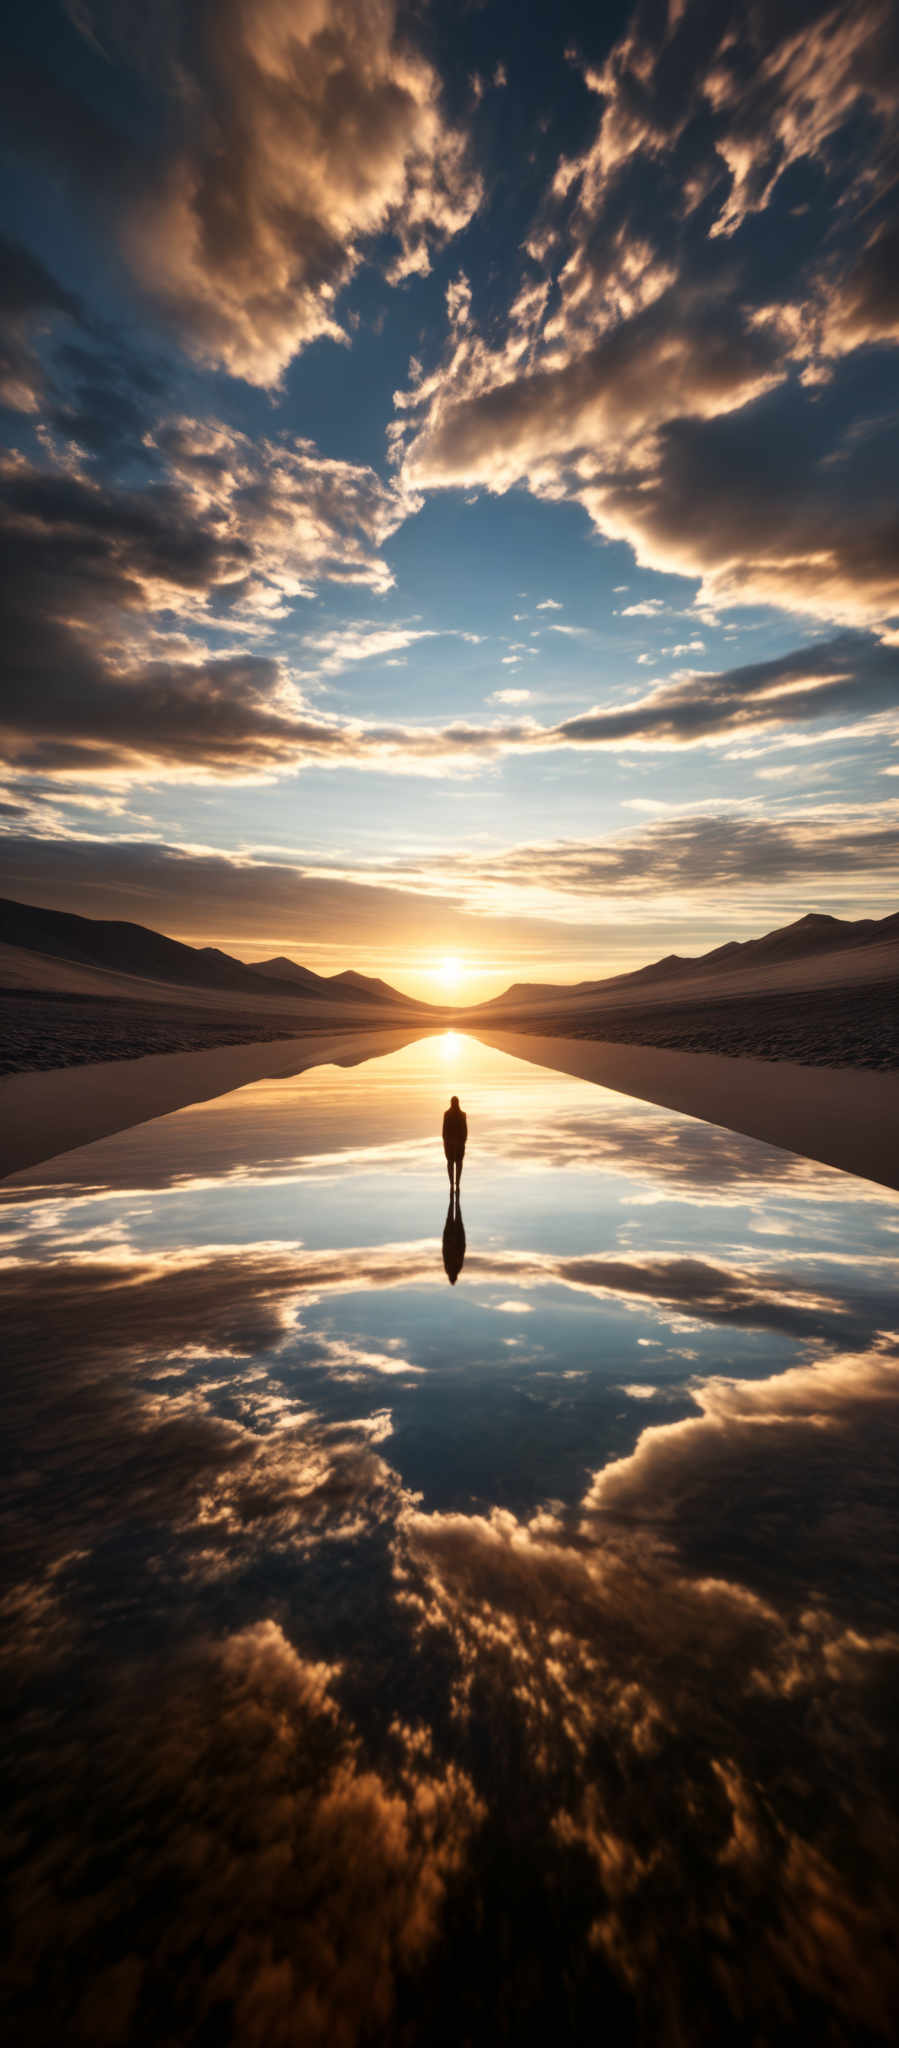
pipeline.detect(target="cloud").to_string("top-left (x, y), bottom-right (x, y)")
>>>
top-left (587, 393), bottom-right (899, 624)
top-left (400, 278), bottom-right (783, 494)
top-left (297, 620), bottom-right (480, 682)
top-left (4, 360), bottom-right (897, 785)
top-left (4, 778), bottom-right (898, 962)
top-left (551, 635), bottom-right (899, 749)
top-left (393, 0), bottom-right (899, 627)
top-left (150, 417), bottom-right (411, 604)
top-left (0, 436), bottom-right (422, 779)
top-left (0, 233), bottom-right (81, 414)
top-left (448, 800), bottom-right (899, 901)
top-left (44, 0), bottom-right (482, 384)
top-left (536, 598), bottom-right (562, 610)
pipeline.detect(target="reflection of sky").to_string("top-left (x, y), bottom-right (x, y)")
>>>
top-left (4, 1035), bottom-right (899, 2042)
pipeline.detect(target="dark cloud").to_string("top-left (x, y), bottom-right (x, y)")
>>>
top-left (593, 395), bottom-right (899, 622)
top-left (463, 800), bottom-right (899, 894)
top-left (555, 635), bottom-right (899, 748)
top-left (0, 439), bottom-right (416, 778)
top-left (3, 782), bottom-right (898, 967)
top-left (403, 279), bottom-right (784, 489)
top-left (0, 233), bottom-right (81, 413)
top-left (0, 833), bottom-right (513, 954)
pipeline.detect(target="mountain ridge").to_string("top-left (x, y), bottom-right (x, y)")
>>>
top-left (469, 909), bottom-right (899, 1011)
top-left (0, 898), bottom-right (433, 1012)
top-left (2, 896), bottom-right (897, 1021)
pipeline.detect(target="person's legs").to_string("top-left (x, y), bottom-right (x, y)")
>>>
top-left (446, 1152), bottom-right (454, 1189)
top-left (455, 1151), bottom-right (463, 1189)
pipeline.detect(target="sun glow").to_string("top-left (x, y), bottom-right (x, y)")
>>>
top-left (436, 955), bottom-right (463, 990)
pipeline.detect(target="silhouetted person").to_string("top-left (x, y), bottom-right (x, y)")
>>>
top-left (442, 1197), bottom-right (466, 1285)
top-left (442, 1094), bottom-right (468, 1193)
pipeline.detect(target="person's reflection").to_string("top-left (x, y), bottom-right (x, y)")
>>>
top-left (442, 1195), bottom-right (466, 1286)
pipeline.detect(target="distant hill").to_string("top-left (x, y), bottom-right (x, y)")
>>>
top-left (5, 895), bottom-right (896, 1026)
top-left (251, 956), bottom-right (325, 989)
top-left (331, 968), bottom-right (413, 1003)
top-left (252, 958), bottom-right (415, 1007)
top-left (472, 910), bottom-right (899, 1012)
top-left (0, 898), bottom-right (430, 1011)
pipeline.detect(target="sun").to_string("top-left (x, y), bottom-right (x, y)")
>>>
top-left (437, 955), bottom-right (463, 990)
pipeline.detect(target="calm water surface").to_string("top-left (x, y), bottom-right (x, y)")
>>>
top-left (3, 1032), bottom-right (898, 2044)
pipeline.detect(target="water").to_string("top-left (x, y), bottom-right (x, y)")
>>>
top-left (3, 1031), bottom-right (898, 2044)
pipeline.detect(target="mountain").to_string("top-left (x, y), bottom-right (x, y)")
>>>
top-left (249, 958), bottom-right (430, 1007)
top-left (330, 969), bottom-right (412, 1003)
top-left (251, 956), bottom-right (334, 990)
top-left (473, 910), bottom-right (899, 1012)
top-left (5, 894), bottom-right (896, 1026)
top-left (0, 898), bottom-right (428, 1011)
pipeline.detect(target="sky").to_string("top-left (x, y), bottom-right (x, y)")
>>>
top-left (1, 0), bottom-right (898, 1001)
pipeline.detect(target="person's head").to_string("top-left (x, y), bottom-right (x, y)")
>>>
top-left (450, 1095), bottom-right (459, 1108)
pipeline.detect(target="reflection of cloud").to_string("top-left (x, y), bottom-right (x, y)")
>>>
top-left (398, 1331), bottom-right (899, 2034)
top-left (0, 1241), bottom-right (424, 1647)
top-left (4, 1224), bottom-right (898, 2034)
top-left (487, 1105), bottom-right (866, 1200)
top-left (8, 1061), bottom-right (880, 1227)
top-left (2, 1232), bottom-right (876, 1382)
top-left (4, 1619), bottom-right (483, 2043)
top-left (1, 1224), bottom-right (877, 1666)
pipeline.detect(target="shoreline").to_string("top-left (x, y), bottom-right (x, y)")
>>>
top-left (0, 1028), bottom-right (428, 1181)
top-left (478, 1031), bottom-right (899, 1193)
top-left (2, 1023), bottom-right (898, 1192)
top-left (472, 978), bottom-right (899, 1072)
top-left (2, 973), bottom-right (897, 1081)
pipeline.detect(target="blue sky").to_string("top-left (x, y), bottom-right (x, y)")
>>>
top-left (1, 0), bottom-right (898, 997)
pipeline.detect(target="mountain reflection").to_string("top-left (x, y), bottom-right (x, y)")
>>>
top-left (2, 1033), bottom-right (898, 2043)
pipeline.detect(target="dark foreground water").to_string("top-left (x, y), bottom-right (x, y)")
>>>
top-left (2, 1032), bottom-right (898, 2045)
